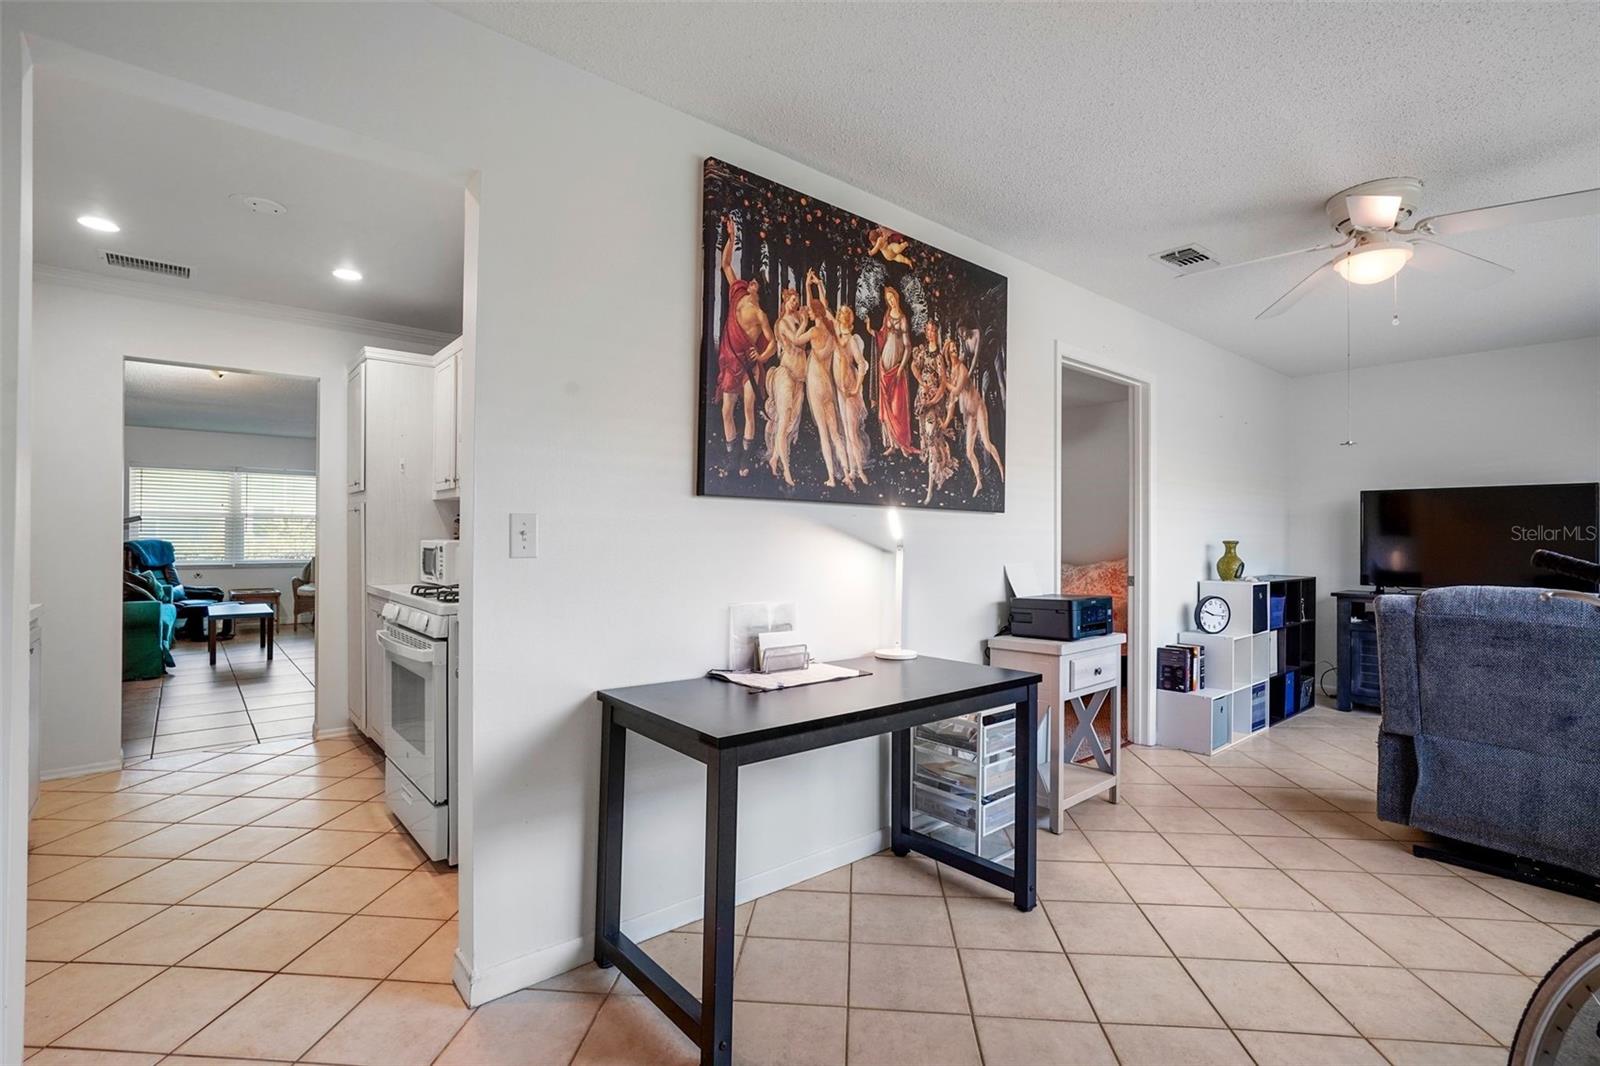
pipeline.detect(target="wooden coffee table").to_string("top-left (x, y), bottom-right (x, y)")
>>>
top-left (228, 587), bottom-right (282, 618)
top-left (206, 601), bottom-right (276, 666)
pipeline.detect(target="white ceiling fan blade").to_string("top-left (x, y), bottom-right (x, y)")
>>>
top-left (1180, 238), bottom-right (1351, 280)
top-left (1406, 238), bottom-right (1514, 288)
top-left (1347, 194), bottom-right (1403, 231)
top-left (1255, 257), bottom-right (1339, 320)
top-left (1407, 188), bottom-right (1600, 238)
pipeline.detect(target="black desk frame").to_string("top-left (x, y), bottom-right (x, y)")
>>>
top-left (594, 673), bottom-right (1038, 1066)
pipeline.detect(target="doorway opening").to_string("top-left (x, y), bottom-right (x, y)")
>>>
top-left (122, 360), bottom-right (320, 759)
top-left (1056, 351), bottom-right (1153, 744)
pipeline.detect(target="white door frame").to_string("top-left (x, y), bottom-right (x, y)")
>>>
top-left (1053, 342), bottom-right (1156, 745)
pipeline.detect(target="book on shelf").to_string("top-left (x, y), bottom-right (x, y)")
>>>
top-left (1156, 644), bottom-right (1205, 692)
top-left (1174, 642), bottom-right (1205, 689)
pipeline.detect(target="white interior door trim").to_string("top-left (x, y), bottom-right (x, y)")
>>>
top-left (1053, 342), bottom-right (1155, 746)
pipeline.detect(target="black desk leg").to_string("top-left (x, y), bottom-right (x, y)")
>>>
top-left (594, 702), bottom-right (625, 967)
top-left (890, 728), bottom-right (911, 857)
top-left (1012, 686), bottom-right (1038, 912)
top-left (701, 753), bottom-right (738, 1066)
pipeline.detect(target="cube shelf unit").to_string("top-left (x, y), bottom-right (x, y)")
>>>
top-left (1157, 629), bottom-right (1275, 755)
top-left (1255, 574), bottom-right (1318, 722)
top-left (1156, 574), bottom-right (1318, 755)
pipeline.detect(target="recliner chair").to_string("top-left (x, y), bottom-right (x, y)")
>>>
top-left (1376, 584), bottom-right (1600, 880)
top-left (124, 538), bottom-right (225, 641)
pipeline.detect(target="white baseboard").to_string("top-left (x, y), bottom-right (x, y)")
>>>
top-left (314, 724), bottom-right (354, 741)
top-left (39, 757), bottom-right (124, 781)
top-left (457, 827), bottom-right (889, 1008)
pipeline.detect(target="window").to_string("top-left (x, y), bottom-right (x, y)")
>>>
top-left (128, 465), bottom-right (316, 564)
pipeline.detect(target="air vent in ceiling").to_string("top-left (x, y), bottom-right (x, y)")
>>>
top-left (1151, 244), bottom-right (1220, 276)
top-left (104, 251), bottom-right (190, 279)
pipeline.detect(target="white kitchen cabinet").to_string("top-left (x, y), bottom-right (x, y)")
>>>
top-left (345, 347), bottom-right (451, 740)
top-left (358, 352), bottom-right (444, 584)
top-left (347, 498), bottom-right (366, 734)
top-left (347, 362), bottom-right (366, 493)
top-left (365, 593), bottom-right (389, 749)
top-left (432, 351), bottom-right (458, 494)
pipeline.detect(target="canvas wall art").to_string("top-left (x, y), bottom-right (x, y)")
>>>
top-left (697, 158), bottom-right (1008, 512)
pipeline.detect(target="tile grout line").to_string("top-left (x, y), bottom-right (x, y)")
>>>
top-left (222, 639), bottom-right (264, 747)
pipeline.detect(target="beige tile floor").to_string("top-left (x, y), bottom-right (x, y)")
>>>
top-left (25, 706), bottom-right (1600, 1064)
top-left (123, 625), bottom-right (317, 760)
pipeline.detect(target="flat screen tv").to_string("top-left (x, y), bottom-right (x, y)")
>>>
top-left (1361, 483), bottom-right (1600, 592)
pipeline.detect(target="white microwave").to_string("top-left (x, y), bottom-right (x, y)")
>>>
top-left (420, 539), bottom-right (459, 584)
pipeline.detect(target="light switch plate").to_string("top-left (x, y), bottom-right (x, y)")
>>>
top-left (510, 513), bottom-right (537, 558)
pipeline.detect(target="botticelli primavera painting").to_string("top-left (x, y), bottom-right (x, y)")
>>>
top-left (697, 158), bottom-right (1008, 513)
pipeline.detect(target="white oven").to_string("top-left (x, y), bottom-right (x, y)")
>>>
top-left (419, 539), bottom-right (459, 585)
top-left (377, 601), bottom-right (455, 863)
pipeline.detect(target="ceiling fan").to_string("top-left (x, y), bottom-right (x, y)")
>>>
top-left (1191, 177), bottom-right (1600, 319)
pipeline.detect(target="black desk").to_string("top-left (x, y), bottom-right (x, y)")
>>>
top-left (594, 655), bottom-right (1041, 1066)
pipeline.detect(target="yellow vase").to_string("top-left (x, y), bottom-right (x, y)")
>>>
top-left (1217, 540), bottom-right (1245, 581)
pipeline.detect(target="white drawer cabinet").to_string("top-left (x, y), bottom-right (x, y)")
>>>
top-left (987, 631), bottom-right (1126, 833)
top-left (1069, 647), bottom-right (1119, 692)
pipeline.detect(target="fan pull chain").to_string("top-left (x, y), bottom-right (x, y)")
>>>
top-left (1392, 273), bottom-right (1400, 326)
top-left (1341, 278), bottom-right (1356, 447)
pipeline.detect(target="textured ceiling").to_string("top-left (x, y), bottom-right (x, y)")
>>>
top-left (34, 68), bottom-right (463, 334)
top-left (447, 2), bottom-right (1600, 375)
top-left (125, 360), bottom-right (319, 438)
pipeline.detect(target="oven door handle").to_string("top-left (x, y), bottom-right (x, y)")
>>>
top-left (377, 630), bottom-right (444, 666)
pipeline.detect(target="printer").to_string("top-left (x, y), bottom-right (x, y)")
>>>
top-left (1008, 594), bottom-right (1114, 642)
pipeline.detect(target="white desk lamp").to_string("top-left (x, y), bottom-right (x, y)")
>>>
top-left (875, 506), bottom-right (917, 660)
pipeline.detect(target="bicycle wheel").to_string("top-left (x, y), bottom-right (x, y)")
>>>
top-left (1510, 927), bottom-right (1600, 1065)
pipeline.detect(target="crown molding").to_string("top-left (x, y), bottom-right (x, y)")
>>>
top-left (33, 265), bottom-right (458, 351)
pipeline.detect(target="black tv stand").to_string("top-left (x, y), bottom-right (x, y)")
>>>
top-left (1331, 589), bottom-right (1384, 711)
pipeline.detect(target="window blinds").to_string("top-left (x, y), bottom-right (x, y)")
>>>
top-left (128, 465), bottom-right (316, 564)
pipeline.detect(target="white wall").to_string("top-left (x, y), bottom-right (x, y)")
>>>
top-left (1060, 398), bottom-right (1130, 565)
top-left (0, 21), bottom-right (33, 1059)
top-left (124, 426), bottom-right (317, 621)
top-left (1287, 336), bottom-right (1600, 670)
top-left (2, 3), bottom-right (1295, 1004)
top-left (29, 278), bottom-right (433, 775)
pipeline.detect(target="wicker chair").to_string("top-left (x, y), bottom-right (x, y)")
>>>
top-left (291, 558), bottom-right (316, 629)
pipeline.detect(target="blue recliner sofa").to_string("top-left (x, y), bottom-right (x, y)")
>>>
top-left (125, 538), bottom-right (225, 641)
top-left (1376, 586), bottom-right (1600, 878)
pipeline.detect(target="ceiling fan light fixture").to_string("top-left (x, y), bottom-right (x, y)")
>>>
top-left (1333, 240), bottom-right (1413, 285)
top-left (1347, 194), bottom-right (1404, 231)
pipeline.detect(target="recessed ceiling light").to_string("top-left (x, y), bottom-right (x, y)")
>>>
top-left (331, 267), bottom-right (363, 282)
top-left (77, 215), bottom-right (120, 233)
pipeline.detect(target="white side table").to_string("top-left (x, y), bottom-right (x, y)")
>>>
top-left (987, 632), bottom-right (1126, 833)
